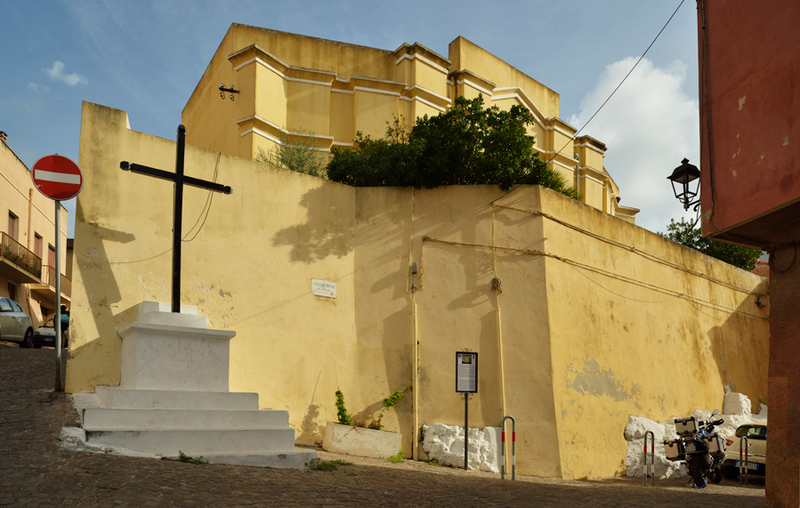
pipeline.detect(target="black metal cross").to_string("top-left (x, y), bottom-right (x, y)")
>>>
top-left (120, 125), bottom-right (232, 313)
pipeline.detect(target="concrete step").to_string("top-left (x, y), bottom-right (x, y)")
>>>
top-left (95, 386), bottom-right (259, 411)
top-left (83, 408), bottom-right (290, 431)
top-left (204, 450), bottom-right (318, 469)
top-left (85, 428), bottom-right (297, 456)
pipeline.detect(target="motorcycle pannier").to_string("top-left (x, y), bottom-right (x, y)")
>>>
top-left (702, 433), bottom-right (725, 454)
top-left (674, 417), bottom-right (697, 436)
top-left (664, 439), bottom-right (685, 461)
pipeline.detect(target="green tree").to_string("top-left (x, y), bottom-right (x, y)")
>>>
top-left (254, 129), bottom-right (325, 177)
top-left (660, 218), bottom-right (762, 271)
top-left (327, 96), bottom-right (579, 197)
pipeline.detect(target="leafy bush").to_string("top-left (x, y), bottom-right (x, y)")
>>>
top-left (660, 218), bottom-right (762, 271)
top-left (327, 96), bottom-right (578, 197)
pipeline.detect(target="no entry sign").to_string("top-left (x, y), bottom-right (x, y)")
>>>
top-left (32, 154), bottom-right (83, 200)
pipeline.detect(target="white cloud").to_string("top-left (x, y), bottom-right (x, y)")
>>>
top-left (27, 83), bottom-right (49, 93)
top-left (44, 61), bottom-right (88, 86)
top-left (569, 57), bottom-right (700, 234)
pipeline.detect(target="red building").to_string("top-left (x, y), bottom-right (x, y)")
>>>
top-left (697, 1), bottom-right (800, 505)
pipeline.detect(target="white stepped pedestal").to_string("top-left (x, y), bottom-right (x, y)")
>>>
top-left (79, 301), bottom-right (316, 469)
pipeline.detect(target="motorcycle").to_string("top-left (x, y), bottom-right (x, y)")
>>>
top-left (664, 410), bottom-right (726, 488)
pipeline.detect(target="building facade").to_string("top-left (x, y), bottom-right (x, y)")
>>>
top-left (0, 132), bottom-right (71, 328)
top-left (68, 102), bottom-right (768, 478)
top-left (182, 26), bottom-right (639, 222)
top-left (696, 1), bottom-right (800, 505)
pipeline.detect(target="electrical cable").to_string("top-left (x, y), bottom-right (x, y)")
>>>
top-left (545, 0), bottom-right (686, 166)
top-left (182, 152), bottom-right (222, 243)
top-left (490, 0), bottom-right (686, 207)
top-left (420, 235), bottom-right (767, 321)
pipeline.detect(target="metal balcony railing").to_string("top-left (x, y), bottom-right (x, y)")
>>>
top-left (1, 232), bottom-right (42, 279)
top-left (41, 264), bottom-right (72, 297)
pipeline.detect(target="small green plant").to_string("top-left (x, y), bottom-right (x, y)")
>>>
top-left (330, 459), bottom-right (352, 466)
top-left (306, 458), bottom-right (342, 471)
top-left (418, 425), bottom-right (426, 443)
top-left (371, 387), bottom-right (410, 430)
top-left (254, 129), bottom-right (326, 177)
top-left (177, 450), bottom-right (208, 465)
top-left (427, 458), bottom-right (439, 466)
top-left (388, 450), bottom-right (404, 463)
top-left (335, 390), bottom-right (354, 426)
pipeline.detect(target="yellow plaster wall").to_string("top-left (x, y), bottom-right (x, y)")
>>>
top-left (71, 102), bottom-right (766, 478)
top-left (534, 189), bottom-right (769, 478)
top-left (448, 37), bottom-right (560, 120)
top-left (69, 103), bottom-right (363, 449)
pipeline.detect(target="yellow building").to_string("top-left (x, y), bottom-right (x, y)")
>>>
top-left (0, 132), bottom-right (71, 329)
top-left (68, 102), bottom-right (767, 478)
top-left (183, 25), bottom-right (639, 222)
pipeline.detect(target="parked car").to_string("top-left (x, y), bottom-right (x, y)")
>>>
top-left (0, 297), bottom-right (34, 348)
top-left (721, 423), bottom-right (767, 479)
top-left (32, 317), bottom-right (66, 348)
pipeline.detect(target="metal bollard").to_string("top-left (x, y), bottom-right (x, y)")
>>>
top-left (501, 415), bottom-right (516, 480)
top-left (739, 436), bottom-right (750, 485)
top-left (643, 431), bottom-right (655, 486)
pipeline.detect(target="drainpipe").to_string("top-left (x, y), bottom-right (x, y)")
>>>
top-left (410, 187), bottom-right (420, 460)
top-left (27, 188), bottom-right (33, 250)
top-left (491, 207), bottom-right (508, 420)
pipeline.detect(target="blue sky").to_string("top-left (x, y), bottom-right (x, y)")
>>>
top-left (1, 0), bottom-right (700, 236)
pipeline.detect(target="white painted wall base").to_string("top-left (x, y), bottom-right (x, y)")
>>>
top-left (73, 301), bottom-right (316, 469)
top-left (322, 422), bottom-right (402, 459)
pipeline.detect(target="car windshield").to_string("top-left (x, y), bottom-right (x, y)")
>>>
top-left (44, 318), bottom-right (55, 328)
top-left (734, 425), bottom-right (767, 440)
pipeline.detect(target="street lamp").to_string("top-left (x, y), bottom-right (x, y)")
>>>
top-left (667, 158), bottom-right (701, 210)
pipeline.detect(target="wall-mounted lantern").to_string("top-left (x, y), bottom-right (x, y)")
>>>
top-left (219, 83), bottom-right (239, 101)
top-left (667, 158), bottom-right (701, 210)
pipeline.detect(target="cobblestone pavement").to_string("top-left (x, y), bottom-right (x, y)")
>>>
top-left (1, 345), bottom-right (765, 507)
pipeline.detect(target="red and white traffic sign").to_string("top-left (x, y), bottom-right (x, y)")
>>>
top-left (32, 154), bottom-right (83, 201)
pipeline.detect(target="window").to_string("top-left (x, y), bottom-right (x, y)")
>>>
top-left (7, 212), bottom-right (19, 240)
top-left (34, 233), bottom-right (43, 258)
top-left (48, 245), bottom-right (55, 267)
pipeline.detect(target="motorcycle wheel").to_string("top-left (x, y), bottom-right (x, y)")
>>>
top-left (708, 467), bottom-right (723, 484)
top-left (687, 458), bottom-right (707, 488)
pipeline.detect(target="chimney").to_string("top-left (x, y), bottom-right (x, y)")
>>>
top-left (0, 131), bottom-right (7, 144)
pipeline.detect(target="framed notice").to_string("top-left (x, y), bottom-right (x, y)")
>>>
top-left (456, 352), bottom-right (478, 393)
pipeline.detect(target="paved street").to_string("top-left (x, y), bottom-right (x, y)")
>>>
top-left (1, 345), bottom-right (765, 507)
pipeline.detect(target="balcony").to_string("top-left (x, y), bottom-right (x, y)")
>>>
top-left (40, 264), bottom-right (72, 298)
top-left (27, 264), bottom-right (72, 311)
top-left (1, 232), bottom-right (42, 284)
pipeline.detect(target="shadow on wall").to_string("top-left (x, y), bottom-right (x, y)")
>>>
top-left (705, 279), bottom-right (769, 407)
top-left (74, 205), bottom-right (136, 319)
top-left (271, 184), bottom-right (354, 263)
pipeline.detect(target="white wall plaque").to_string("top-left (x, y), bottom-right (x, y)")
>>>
top-left (312, 278), bottom-right (337, 298)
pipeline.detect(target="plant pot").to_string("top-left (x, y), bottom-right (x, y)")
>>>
top-left (322, 422), bottom-right (402, 460)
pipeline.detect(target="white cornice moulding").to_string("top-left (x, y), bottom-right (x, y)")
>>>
top-left (236, 57), bottom-right (334, 87)
top-left (405, 85), bottom-right (451, 105)
top-left (400, 95), bottom-right (447, 112)
top-left (395, 53), bottom-right (449, 75)
top-left (456, 79), bottom-right (494, 97)
top-left (493, 87), bottom-right (546, 124)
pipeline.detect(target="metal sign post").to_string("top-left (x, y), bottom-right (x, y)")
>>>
top-left (54, 201), bottom-right (62, 391)
top-left (456, 351), bottom-right (478, 471)
top-left (32, 154), bottom-right (84, 393)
